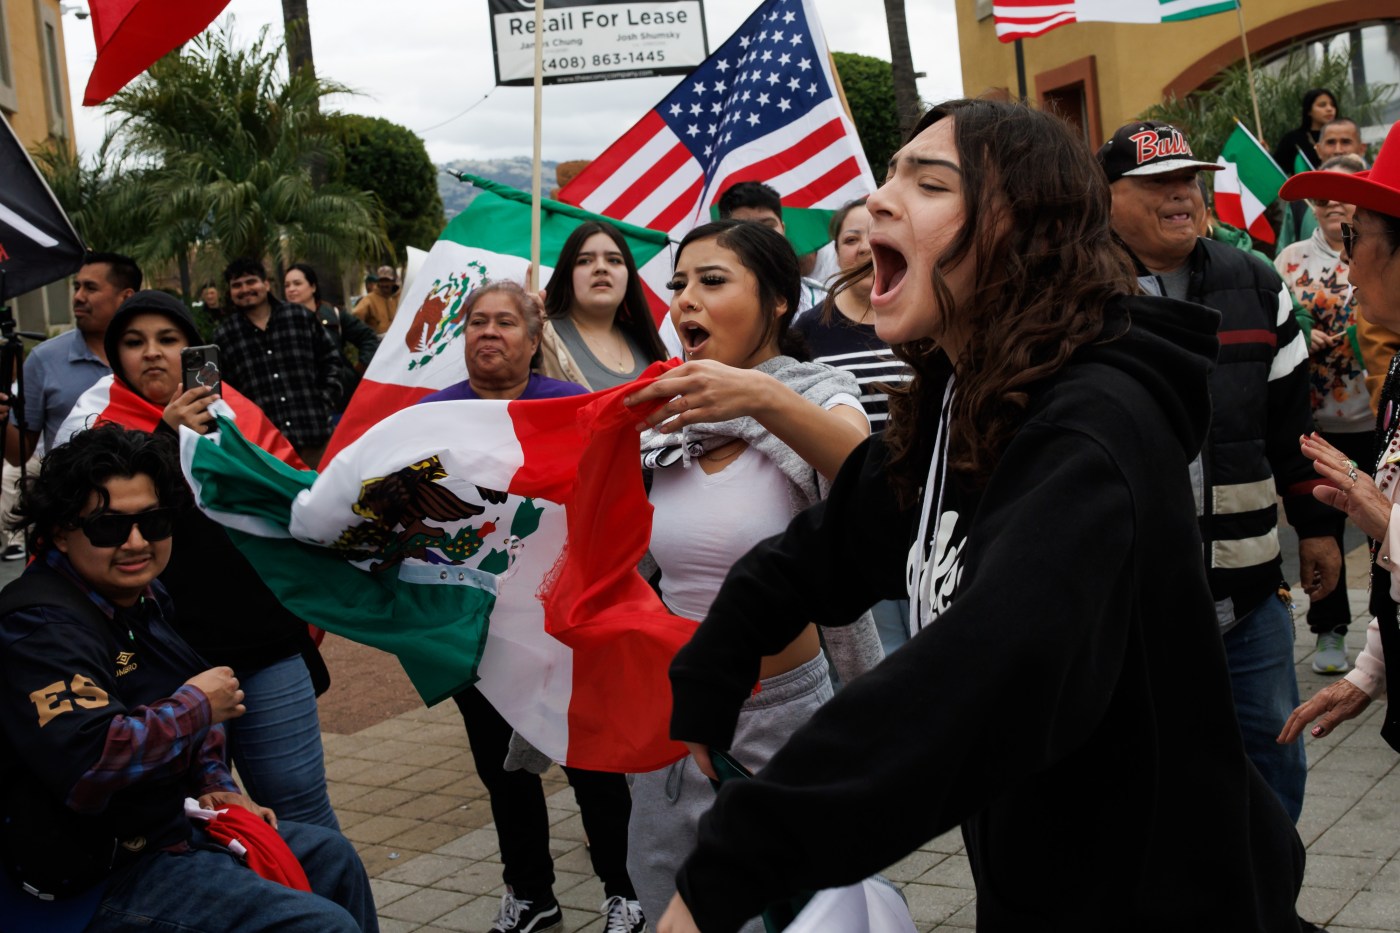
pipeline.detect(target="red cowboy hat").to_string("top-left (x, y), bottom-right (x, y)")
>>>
top-left (1281, 120), bottom-right (1400, 218)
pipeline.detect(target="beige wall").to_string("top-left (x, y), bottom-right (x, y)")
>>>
top-left (2, 0), bottom-right (76, 332)
top-left (1, 0), bottom-right (75, 153)
top-left (954, 0), bottom-right (1384, 143)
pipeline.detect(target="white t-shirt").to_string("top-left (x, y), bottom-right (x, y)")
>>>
top-left (649, 446), bottom-right (795, 622)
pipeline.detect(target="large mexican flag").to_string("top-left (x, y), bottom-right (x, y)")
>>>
top-left (181, 363), bottom-right (697, 773)
top-left (326, 175), bottom-right (674, 463)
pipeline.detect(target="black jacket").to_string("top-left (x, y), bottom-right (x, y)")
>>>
top-left (667, 295), bottom-right (1304, 932)
top-left (1141, 236), bottom-right (1330, 613)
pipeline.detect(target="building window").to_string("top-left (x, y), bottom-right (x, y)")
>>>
top-left (35, 1), bottom-right (66, 137)
top-left (1259, 22), bottom-right (1400, 146)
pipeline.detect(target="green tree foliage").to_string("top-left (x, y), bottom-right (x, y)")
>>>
top-left (831, 52), bottom-right (904, 179)
top-left (96, 23), bottom-right (387, 288)
top-left (30, 134), bottom-right (155, 256)
top-left (333, 114), bottom-right (446, 262)
top-left (1143, 48), bottom-right (1393, 166)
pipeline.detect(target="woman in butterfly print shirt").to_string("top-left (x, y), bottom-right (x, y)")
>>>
top-left (1274, 153), bottom-right (1370, 673)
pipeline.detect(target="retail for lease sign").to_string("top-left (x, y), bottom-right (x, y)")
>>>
top-left (488, 0), bottom-right (708, 86)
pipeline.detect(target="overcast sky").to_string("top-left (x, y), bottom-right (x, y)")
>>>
top-left (60, 0), bottom-right (964, 164)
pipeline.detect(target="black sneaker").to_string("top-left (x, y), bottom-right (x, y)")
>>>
top-left (2, 544), bottom-right (24, 561)
top-left (602, 895), bottom-right (645, 933)
top-left (489, 890), bottom-right (561, 933)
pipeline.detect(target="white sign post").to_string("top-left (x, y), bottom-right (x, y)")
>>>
top-left (489, 0), bottom-right (708, 86)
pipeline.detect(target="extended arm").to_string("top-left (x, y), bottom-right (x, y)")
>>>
top-left (0, 615), bottom-right (232, 815)
top-left (626, 360), bottom-right (869, 481)
top-left (672, 427), bottom-right (1137, 932)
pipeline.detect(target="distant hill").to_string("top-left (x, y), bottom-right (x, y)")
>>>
top-left (438, 158), bottom-right (562, 218)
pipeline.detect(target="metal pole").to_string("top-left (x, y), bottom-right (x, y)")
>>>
top-left (1236, 1), bottom-right (1265, 142)
top-left (529, 0), bottom-right (545, 292)
top-left (1015, 39), bottom-right (1028, 102)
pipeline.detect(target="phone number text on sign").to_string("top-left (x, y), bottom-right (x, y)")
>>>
top-left (489, 0), bottom-right (708, 86)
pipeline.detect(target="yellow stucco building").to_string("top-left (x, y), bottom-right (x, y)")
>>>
top-left (955, 0), bottom-right (1400, 148)
top-left (1, 0), bottom-right (75, 329)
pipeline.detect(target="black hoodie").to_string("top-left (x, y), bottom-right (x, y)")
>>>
top-left (667, 294), bottom-right (1306, 931)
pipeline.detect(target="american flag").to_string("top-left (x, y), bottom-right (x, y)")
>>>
top-left (558, 0), bottom-right (874, 239)
top-left (992, 0), bottom-right (1239, 43)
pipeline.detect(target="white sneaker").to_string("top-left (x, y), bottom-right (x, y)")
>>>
top-left (1312, 631), bottom-right (1351, 674)
top-left (602, 894), bottom-right (645, 933)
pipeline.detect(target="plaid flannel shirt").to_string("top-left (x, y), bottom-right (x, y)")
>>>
top-left (212, 300), bottom-right (342, 449)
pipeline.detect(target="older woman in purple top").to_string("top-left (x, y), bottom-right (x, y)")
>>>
top-left (418, 281), bottom-right (644, 933)
top-left (420, 280), bottom-right (587, 404)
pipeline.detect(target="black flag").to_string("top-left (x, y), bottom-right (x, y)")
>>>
top-left (0, 116), bottom-right (84, 303)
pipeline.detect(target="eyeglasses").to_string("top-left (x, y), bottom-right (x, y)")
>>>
top-left (1341, 222), bottom-right (1357, 256)
top-left (78, 508), bottom-right (175, 547)
top-left (1308, 197), bottom-right (1340, 208)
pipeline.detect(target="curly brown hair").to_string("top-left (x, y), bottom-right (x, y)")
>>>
top-left (859, 98), bottom-right (1137, 503)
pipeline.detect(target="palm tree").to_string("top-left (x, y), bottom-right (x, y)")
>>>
top-left (105, 24), bottom-right (386, 283)
top-left (281, 0), bottom-right (315, 82)
top-left (883, 0), bottom-right (921, 139)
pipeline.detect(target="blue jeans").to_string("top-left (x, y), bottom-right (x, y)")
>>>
top-left (1223, 594), bottom-right (1307, 823)
top-left (228, 656), bottom-right (339, 830)
top-left (870, 599), bottom-right (910, 656)
top-left (88, 821), bottom-right (377, 932)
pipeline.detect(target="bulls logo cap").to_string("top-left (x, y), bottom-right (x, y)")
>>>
top-left (1097, 120), bottom-right (1223, 183)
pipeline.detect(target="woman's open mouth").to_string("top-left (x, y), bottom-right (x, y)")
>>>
top-left (870, 241), bottom-right (908, 305)
top-left (679, 320), bottom-right (711, 356)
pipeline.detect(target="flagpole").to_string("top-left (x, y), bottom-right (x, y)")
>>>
top-left (1014, 39), bottom-right (1028, 102)
top-left (1235, 0), bottom-right (1265, 143)
top-left (827, 52), bottom-right (856, 128)
top-left (529, 0), bottom-right (545, 293)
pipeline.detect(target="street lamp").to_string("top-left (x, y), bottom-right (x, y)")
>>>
top-left (60, 3), bottom-right (88, 19)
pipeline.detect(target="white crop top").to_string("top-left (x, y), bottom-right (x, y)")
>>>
top-left (649, 446), bottom-right (795, 622)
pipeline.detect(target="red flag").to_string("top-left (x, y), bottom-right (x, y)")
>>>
top-left (82, 0), bottom-right (233, 106)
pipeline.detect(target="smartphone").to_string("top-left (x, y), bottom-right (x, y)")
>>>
top-left (180, 345), bottom-right (222, 396)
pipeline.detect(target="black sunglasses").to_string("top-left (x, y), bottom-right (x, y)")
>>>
top-left (79, 508), bottom-right (175, 547)
top-left (1341, 222), bottom-right (1357, 257)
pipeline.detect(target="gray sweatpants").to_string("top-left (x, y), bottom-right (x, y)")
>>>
top-left (626, 653), bottom-right (834, 931)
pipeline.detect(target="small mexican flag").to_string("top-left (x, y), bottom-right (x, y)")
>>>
top-left (1294, 148), bottom-right (1315, 175)
top-left (326, 175), bottom-right (673, 463)
top-left (181, 367), bottom-right (698, 773)
top-left (1214, 122), bottom-right (1288, 245)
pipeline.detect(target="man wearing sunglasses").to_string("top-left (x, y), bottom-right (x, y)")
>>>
top-left (1100, 120), bottom-right (1340, 832)
top-left (0, 425), bottom-right (378, 931)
